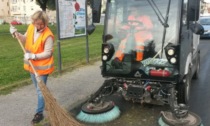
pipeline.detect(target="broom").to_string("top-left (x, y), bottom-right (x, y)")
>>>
top-left (15, 35), bottom-right (83, 126)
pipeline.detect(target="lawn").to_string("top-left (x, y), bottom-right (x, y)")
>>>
top-left (0, 24), bottom-right (104, 94)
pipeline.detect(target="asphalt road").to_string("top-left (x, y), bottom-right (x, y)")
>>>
top-left (189, 38), bottom-right (210, 126)
top-left (0, 39), bottom-right (210, 126)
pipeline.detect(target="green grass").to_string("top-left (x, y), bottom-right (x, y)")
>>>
top-left (0, 24), bottom-right (104, 94)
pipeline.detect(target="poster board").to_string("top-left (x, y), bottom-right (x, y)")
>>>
top-left (56, 0), bottom-right (87, 39)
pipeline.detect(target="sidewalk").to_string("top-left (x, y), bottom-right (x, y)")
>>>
top-left (0, 61), bottom-right (105, 126)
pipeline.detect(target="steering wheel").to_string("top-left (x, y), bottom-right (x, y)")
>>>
top-left (127, 20), bottom-right (145, 31)
top-left (127, 20), bottom-right (143, 26)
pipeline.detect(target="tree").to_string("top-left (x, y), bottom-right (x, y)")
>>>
top-left (36, 0), bottom-right (56, 11)
top-left (36, 0), bottom-right (91, 11)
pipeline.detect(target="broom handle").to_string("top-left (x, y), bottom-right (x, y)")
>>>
top-left (16, 36), bottom-right (40, 78)
top-left (11, 23), bottom-right (40, 78)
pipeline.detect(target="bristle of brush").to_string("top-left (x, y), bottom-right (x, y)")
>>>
top-left (76, 106), bottom-right (120, 124)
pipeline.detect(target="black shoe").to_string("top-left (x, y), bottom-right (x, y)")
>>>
top-left (31, 113), bottom-right (44, 124)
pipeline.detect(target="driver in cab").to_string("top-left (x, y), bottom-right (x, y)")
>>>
top-left (113, 6), bottom-right (153, 67)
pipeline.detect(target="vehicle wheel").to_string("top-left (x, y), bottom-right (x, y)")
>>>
top-left (177, 70), bottom-right (191, 104)
top-left (193, 54), bottom-right (200, 79)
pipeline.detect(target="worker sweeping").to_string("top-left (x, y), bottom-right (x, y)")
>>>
top-left (112, 5), bottom-right (153, 68)
top-left (10, 10), bottom-right (54, 124)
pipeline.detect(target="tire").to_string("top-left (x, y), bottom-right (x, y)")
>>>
top-left (193, 55), bottom-right (200, 79)
top-left (177, 70), bottom-right (191, 104)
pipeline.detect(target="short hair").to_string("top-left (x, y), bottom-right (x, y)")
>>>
top-left (31, 10), bottom-right (49, 26)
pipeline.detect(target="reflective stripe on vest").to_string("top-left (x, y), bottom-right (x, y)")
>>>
top-left (135, 41), bottom-right (144, 61)
top-left (135, 41), bottom-right (144, 51)
top-left (24, 24), bottom-right (54, 75)
top-left (24, 60), bottom-right (54, 70)
top-left (115, 38), bottom-right (127, 61)
top-left (115, 36), bottom-right (145, 61)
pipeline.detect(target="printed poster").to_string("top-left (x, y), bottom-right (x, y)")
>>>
top-left (57, 0), bottom-right (86, 39)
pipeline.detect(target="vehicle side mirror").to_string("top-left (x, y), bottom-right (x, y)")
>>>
top-left (189, 23), bottom-right (204, 35)
top-left (104, 34), bottom-right (113, 41)
top-left (87, 24), bottom-right (96, 35)
top-left (188, 0), bottom-right (200, 21)
top-left (91, 0), bottom-right (102, 23)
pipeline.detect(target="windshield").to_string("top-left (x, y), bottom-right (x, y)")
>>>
top-left (103, 0), bottom-right (180, 78)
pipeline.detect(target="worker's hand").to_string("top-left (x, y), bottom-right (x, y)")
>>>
top-left (24, 53), bottom-right (36, 60)
top-left (9, 25), bottom-right (17, 37)
top-left (113, 57), bottom-right (121, 62)
top-left (111, 57), bottom-right (122, 69)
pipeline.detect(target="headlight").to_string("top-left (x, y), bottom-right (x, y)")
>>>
top-left (164, 43), bottom-right (178, 65)
top-left (102, 43), bottom-right (115, 61)
top-left (103, 47), bottom-right (109, 54)
top-left (170, 57), bottom-right (177, 64)
top-left (167, 48), bottom-right (175, 56)
top-left (102, 55), bottom-right (108, 61)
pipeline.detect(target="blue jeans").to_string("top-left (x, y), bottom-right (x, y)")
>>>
top-left (30, 73), bottom-right (48, 114)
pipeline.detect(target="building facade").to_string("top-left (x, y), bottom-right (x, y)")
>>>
top-left (0, 0), bottom-right (106, 25)
top-left (0, 0), bottom-right (10, 24)
top-left (201, 0), bottom-right (210, 16)
top-left (0, 0), bottom-right (55, 24)
top-left (10, 0), bottom-right (42, 24)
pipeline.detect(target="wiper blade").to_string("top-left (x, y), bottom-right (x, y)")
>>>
top-left (146, 0), bottom-right (169, 28)
top-left (147, 0), bottom-right (172, 57)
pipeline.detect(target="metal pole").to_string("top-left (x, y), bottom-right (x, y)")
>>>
top-left (86, 34), bottom-right (89, 63)
top-left (57, 40), bottom-right (62, 74)
top-left (55, 0), bottom-right (62, 74)
top-left (85, 0), bottom-right (89, 63)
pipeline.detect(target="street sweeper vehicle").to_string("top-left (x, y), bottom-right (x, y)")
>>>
top-left (77, 0), bottom-right (204, 125)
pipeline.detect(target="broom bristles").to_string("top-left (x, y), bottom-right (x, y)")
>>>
top-left (38, 80), bottom-right (83, 126)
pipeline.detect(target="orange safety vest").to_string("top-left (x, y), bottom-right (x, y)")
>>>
top-left (24, 24), bottom-right (54, 75)
top-left (115, 15), bottom-right (153, 61)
